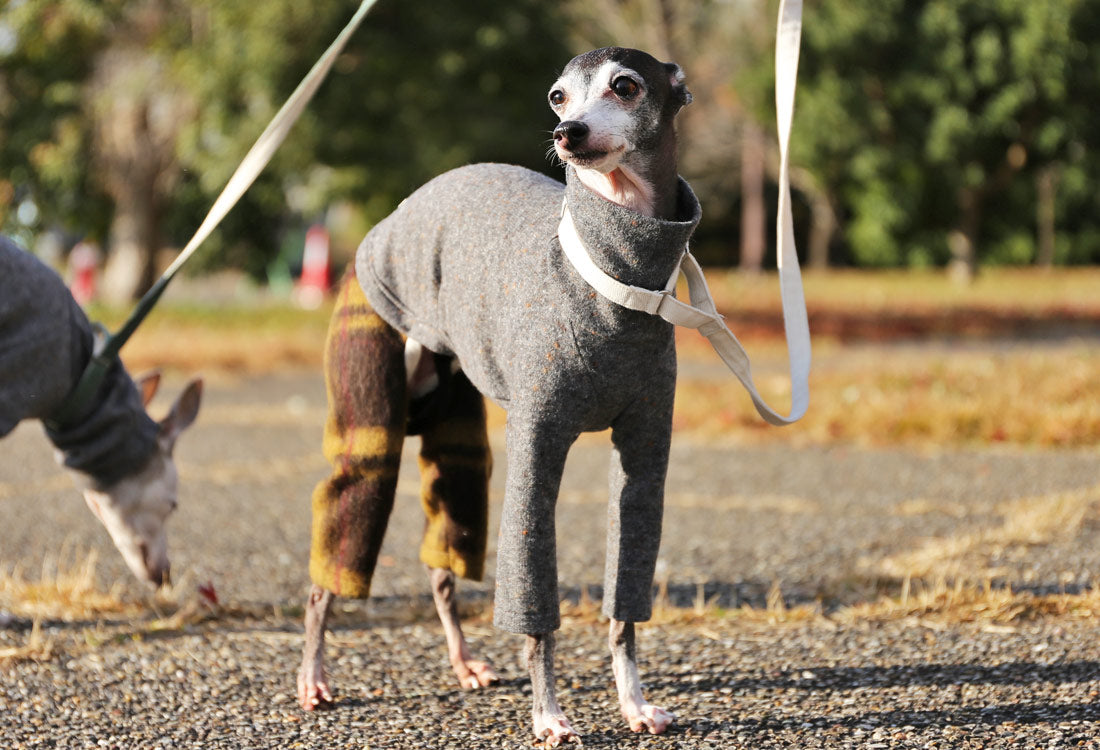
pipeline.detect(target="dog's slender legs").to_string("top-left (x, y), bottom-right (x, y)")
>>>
top-left (428, 566), bottom-right (499, 689)
top-left (494, 415), bottom-right (578, 743)
top-left (609, 619), bottom-right (673, 734)
top-left (526, 632), bottom-right (579, 746)
top-left (297, 583), bottom-right (335, 710)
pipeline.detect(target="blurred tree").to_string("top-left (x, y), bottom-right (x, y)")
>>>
top-left (294, 0), bottom-right (571, 228)
top-left (0, 1), bottom-right (117, 250)
top-left (4, 0), bottom-right (1097, 282)
top-left (0, 0), bottom-right (569, 298)
top-left (778, 0), bottom-right (1099, 276)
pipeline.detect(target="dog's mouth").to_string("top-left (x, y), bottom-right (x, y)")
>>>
top-left (557, 144), bottom-right (625, 169)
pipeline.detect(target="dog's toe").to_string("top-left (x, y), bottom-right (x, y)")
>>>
top-left (626, 704), bottom-right (673, 734)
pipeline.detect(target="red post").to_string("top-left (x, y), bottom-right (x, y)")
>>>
top-left (296, 224), bottom-right (330, 309)
top-left (68, 241), bottom-right (100, 306)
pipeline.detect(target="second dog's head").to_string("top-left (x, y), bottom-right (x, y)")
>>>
top-left (549, 47), bottom-right (691, 207)
top-left (73, 373), bottom-right (202, 588)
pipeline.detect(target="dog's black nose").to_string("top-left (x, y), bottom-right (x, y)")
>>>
top-left (553, 120), bottom-right (589, 147)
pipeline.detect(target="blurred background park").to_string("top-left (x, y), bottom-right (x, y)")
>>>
top-left (3, 0), bottom-right (1100, 672)
top-left (1, 0), bottom-right (1099, 447)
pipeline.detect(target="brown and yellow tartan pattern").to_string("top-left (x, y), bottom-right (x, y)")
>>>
top-left (309, 268), bottom-right (490, 599)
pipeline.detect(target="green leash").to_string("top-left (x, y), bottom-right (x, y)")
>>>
top-left (45, 0), bottom-right (380, 430)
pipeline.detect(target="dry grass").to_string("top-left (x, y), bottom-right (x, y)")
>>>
top-left (90, 300), bottom-right (333, 375)
top-left (878, 484), bottom-right (1100, 582)
top-left (87, 268), bottom-right (1100, 447)
top-left (4, 545), bottom-right (1099, 664)
top-left (0, 546), bottom-right (223, 665)
top-left (707, 267), bottom-right (1100, 320)
top-left (0, 547), bottom-right (136, 665)
top-left (834, 578), bottom-right (1100, 629)
top-left (0, 547), bottom-right (142, 623)
top-left (673, 338), bottom-right (1100, 447)
top-left (0, 619), bottom-right (53, 664)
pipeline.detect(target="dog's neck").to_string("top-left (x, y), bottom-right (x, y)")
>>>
top-left (46, 360), bottom-right (159, 489)
top-left (573, 135), bottom-right (680, 220)
top-left (564, 165), bottom-right (700, 292)
top-left (573, 166), bottom-right (657, 218)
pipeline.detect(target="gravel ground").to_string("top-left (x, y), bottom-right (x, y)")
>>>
top-left (3, 368), bottom-right (1100, 747)
top-left (4, 617), bottom-right (1100, 748)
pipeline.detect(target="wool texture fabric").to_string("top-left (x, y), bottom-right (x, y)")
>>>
top-left (357, 164), bottom-right (701, 633)
top-left (0, 237), bottom-right (158, 488)
top-left (309, 269), bottom-right (491, 599)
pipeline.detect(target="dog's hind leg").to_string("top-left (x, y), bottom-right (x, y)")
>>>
top-left (298, 583), bottom-right (334, 709)
top-left (299, 269), bottom-right (408, 711)
top-left (417, 371), bottom-right (497, 688)
top-left (428, 567), bottom-right (498, 688)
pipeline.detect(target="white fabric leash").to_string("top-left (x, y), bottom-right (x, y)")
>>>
top-left (557, 0), bottom-right (810, 426)
top-left (47, 0), bottom-right (379, 429)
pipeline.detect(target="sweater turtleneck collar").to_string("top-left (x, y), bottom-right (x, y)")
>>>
top-left (45, 358), bottom-right (159, 489)
top-left (563, 166), bottom-right (701, 291)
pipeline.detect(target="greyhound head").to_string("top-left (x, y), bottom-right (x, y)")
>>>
top-left (548, 47), bottom-right (691, 218)
top-left (77, 373), bottom-right (202, 587)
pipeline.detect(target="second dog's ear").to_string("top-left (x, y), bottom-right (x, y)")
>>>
top-left (664, 62), bottom-right (692, 109)
top-left (134, 369), bottom-right (162, 407)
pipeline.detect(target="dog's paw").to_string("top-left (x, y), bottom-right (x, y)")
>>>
top-left (624, 703), bottom-right (674, 735)
top-left (454, 658), bottom-right (500, 690)
top-left (534, 714), bottom-right (581, 747)
top-left (297, 665), bottom-right (333, 711)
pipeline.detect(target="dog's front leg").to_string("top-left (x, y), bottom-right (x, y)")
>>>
top-left (525, 632), bottom-right (579, 746)
top-left (609, 619), bottom-right (673, 734)
top-left (604, 396), bottom-right (675, 733)
top-left (297, 583), bottom-right (334, 710)
top-left (494, 413), bottom-right (579, 744)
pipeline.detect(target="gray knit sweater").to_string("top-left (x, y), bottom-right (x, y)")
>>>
top-left (0, 237), bottom-right (158, 488)
top-left (357, 164), bottom-right (701, 632)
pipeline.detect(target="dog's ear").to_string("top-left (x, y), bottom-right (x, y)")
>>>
top-left (157, 377), bottom-right (203, 452)
top-left (134, 369), bottom-right (162, 407)
top-left (664, 62), bottom-right (692, 109)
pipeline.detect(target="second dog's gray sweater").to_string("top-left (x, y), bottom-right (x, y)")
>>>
top-left (357, 163), bottom-right (701, 632)
top-left (0, 237), bottom-right (158, 488)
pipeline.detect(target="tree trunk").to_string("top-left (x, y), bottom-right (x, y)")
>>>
top-left (101, 187), bottom-right (160, 303)
top-left (807, 190), bottom-right (836, 270)
top-left (1036, 165), bottom-right (1058, 268)
top-left (739, 121), bottom-right (766, 272)
top-left (949, 185), bottom-right (982, 284)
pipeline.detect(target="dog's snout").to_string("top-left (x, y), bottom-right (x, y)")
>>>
top-left (150, 561), bottom-right (171, 588)
top-left (553, 121), bottom-right (589, 148)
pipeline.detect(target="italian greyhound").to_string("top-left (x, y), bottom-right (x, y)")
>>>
top-left (0, 237), bottom-right (202, 587)
top-left (298, 47), bottom-right (694, 746)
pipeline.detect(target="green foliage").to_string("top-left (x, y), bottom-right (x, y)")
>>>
top-left (1, 0), bottom-right (568, 279)
top-left (751, 0), bottom-right (1100, 267)
top-left (3, 0), bottom-right (1099, 274)
top-left (298, 0), bottom-right (570, 224)
top-left (0, 0), bottom-right (118, 239)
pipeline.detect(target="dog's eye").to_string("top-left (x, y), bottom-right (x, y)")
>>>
top-left (611, 77), bottom-right (639, 99)
top-left (549, 89), bottom-right (566, 107)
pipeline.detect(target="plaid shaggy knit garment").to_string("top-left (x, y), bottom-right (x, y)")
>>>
top-left (309, 269), bottom-right (491, 599)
